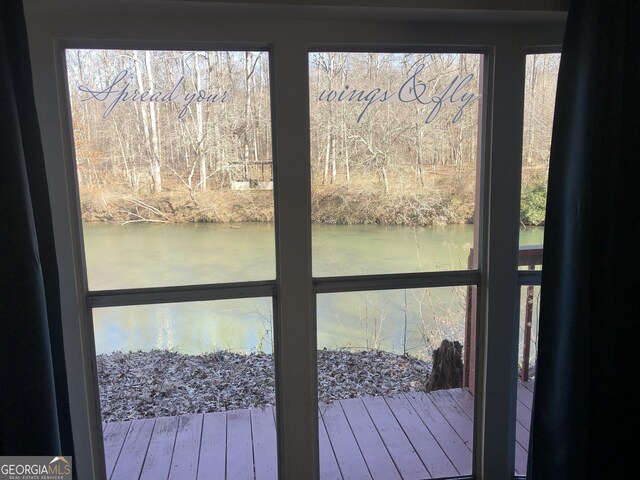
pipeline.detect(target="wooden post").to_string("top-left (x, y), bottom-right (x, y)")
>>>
top-left (521, 266), bottom-right (535, 381)
top-left (464, 249), bottom-right (477, 393)
top-left (467, 245), bottom-right (542, 388)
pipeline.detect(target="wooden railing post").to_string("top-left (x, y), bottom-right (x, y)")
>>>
top-left (522, 266), bottom-right (535, 381)
top-left (463, 246), bottom-right (542, 388)
top-left (517, 246), bottom-right (543, 382)
top-left (464, 248), bottom-right (476, 393)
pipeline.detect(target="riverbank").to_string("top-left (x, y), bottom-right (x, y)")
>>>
top-left (80, 184), bottom-right (474, 227)
top-left (97, 349), bottom-right (431, 422)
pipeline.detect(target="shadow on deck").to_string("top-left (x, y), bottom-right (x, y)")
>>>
top-left (102, 382), bottom-right (534, 479)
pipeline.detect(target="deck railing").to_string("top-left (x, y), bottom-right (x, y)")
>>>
top-left (517, 245), bottom-right (543, 381)
top-left (463, 245), bottom-right (543, 391)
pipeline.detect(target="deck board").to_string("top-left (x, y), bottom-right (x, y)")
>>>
top-left (197, 412), bottom-right (227, 480)
top-left (514, 442), bottom-right (529, 477)
top-left (111, 418), bottom-right (155, 480)
top-left (384, 394), bottom-right (458, 479)
top-left (103, 385), bottom-right (533, 479)
top-left (427, 390), bottom-right (474, 450)
top-left (361, 395), bottom-right (429, 480)
top-left (513, 394), bottom-right (530, 480)
top-left (516, 398), bottom-right (531, 429)
top-left (518, 382), bottom-right (534, 410)
top-left (447, 388), bottom-right (529, 477)
top-left (169, 414), bottom-right (203, 479)
top-left (139, 416), bottom-right (179, 480)
top-left (103, 418), bottom-right (131, 479)
top-left (339, 398), bottom-right (401, 480)
top-left (226, 408), bottom-right (254, 480)
top-left (514, 402), bottom-right (531, 451)
top-left (318, 412), bottom-right (343, 480)
top-left (320, 401), bottom-right (371, 479)
top-left (250, 407), bottom-right (278, 480)
top-left (405, 392), bottom-right (471, 475)
top-left (515, 388), bottom-right (533, 476)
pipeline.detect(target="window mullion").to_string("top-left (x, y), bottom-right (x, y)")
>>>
top-left (270, 40), bottom-right (318, 480)
top-left (476, 43), bottom-right (527, 480)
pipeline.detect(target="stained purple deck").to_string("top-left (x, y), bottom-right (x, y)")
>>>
top-left (103, 383), bottom-right (534, 479)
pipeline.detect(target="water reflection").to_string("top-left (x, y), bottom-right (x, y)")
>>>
top-left (92, 298), bottom-right (273, 355)
top-left (88, 223), bottom-right (543, 354)
top-left (317, 287), bottom-right (468, 359)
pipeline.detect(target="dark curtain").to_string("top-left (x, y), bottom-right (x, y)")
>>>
top-left (0, 0), bottom-right (74, 459)
top-left (529, 0), bottom-right (639, 478)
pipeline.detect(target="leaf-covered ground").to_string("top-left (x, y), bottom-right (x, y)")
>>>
top-left (97, 349), bottom-right (431, 422)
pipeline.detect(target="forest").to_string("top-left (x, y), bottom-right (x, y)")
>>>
top-left (66, 50), bottom-right (559, 226)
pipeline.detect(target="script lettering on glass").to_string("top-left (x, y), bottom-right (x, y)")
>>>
top-left (317, 64), bottom-right (477, 124)
top-left (78, 69), bottom-right (230, 119)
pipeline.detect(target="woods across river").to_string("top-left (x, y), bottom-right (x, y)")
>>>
top-left (68, 50), bottom-right (559, 227)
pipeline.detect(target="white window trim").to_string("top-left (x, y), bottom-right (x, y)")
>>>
top-left (24, 2), bottom-right (565, 479)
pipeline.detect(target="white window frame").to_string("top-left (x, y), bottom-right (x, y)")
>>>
top-left (24, 2), bottom-right (565, 479)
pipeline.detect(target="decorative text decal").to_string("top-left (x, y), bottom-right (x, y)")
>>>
top-left (78, 69), bottom-right (229, 119)
top-left (317, 64), bottom-right (477, 124)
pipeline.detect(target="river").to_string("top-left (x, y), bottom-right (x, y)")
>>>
top-left (86, 222), bottom-right (543, 356)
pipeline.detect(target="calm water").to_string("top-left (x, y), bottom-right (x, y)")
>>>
top-left (87, 222), bottom-right (543, 355)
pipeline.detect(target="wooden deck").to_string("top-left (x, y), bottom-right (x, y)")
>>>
top-left (102, 383), bottom-right (534, 479)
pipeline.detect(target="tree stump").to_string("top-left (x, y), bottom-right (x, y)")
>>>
top-left (425, 339), bottom-right (464, 392)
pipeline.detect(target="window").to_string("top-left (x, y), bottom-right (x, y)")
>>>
top-left (66, 48), bottom-right (275, 290)
top-left (309, 52), bottom-right (481, 276)
top-left (65, 47), bottom-right (280, 477)
top-left (514, 52), bottom-right (560, 476)
top-left (519, 52), bottom-right (561, 262)
top-left (310, 51), bottom-right (481, 477)
top-left (26, 2), bottom-right (565, 479)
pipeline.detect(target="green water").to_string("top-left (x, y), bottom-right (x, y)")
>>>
top-left (87, 222), bottom-right (543, 355)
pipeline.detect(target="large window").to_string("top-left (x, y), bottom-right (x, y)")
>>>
top-left (26, 3), bottom-right (565, 479)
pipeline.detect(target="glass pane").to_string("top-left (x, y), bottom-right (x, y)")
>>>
top-left (317, 287), bottom-right (474, 479)
top-left (94, 298), bottom-right (277, 477)
top-left (514, 285), bottom-right (540, 476)
top-left (519, 53), bottom-right (561, 269)
top-left (309, 53), bottom-right (482, 276)
top-left (65, 49), bottom-right (274, 289)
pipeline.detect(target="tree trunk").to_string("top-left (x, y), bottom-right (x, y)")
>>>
top-left (134, 51), bottom-right (161, 193)
top-left (331, 133), bottom-right (337, 184)
top-left (415, 124), bottom-right (425, 187)
top-left (145, 51), bottom-right (161, 192)
top-left (196, 53), bottom-right (207, 190)
top-left (525, 55), bottom-right (538, 165)
top-left (323, 128), bottom-right (331, 184)
top-left (425, 339), bottom-right (464, 392)
top-left (244, 52), bottom-right (253, 168)
top-left (381, 164), bottom-right (389, 195)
